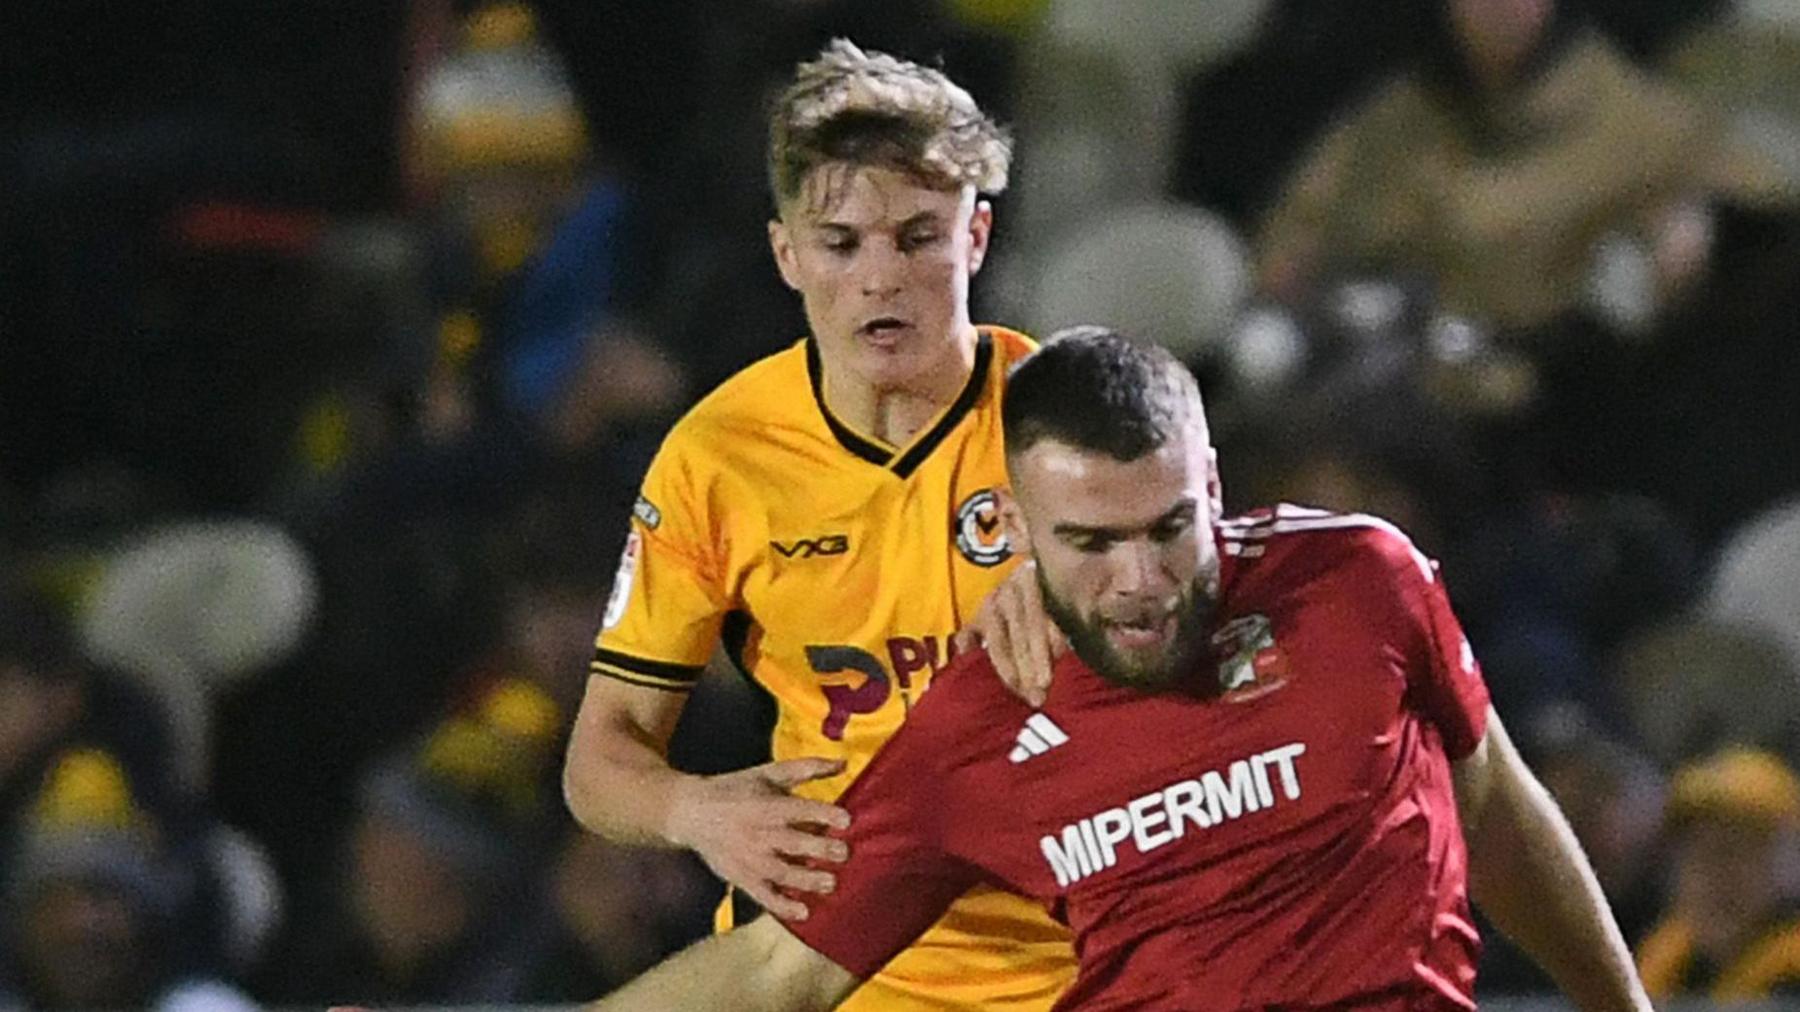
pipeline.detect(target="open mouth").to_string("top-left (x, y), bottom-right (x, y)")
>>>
top-left (1104, 612), bottom-right (1175, 650)
top-left (859, 317), bottom-right (909, 339)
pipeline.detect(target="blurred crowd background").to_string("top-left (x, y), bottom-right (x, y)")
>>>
top-left (3, 0), bottom-right (1800, 1007)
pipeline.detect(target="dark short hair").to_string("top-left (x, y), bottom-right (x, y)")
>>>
top-left (1003, 326), bottom-right (1204, 462)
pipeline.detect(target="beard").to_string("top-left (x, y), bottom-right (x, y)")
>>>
top-left (1038, 569), bottom-right (1217, 693)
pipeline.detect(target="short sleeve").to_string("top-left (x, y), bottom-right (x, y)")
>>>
top-left (781, 693), bottom-right (983, 978)
top-left (590, 433), bottom-right (731, 692)
top-left (1403, 554), bottom-right (1491, 761)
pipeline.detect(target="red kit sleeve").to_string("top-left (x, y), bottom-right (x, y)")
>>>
top-left (1373, 528), bottom-right (1492, 760)
top-left (779, 676), bottom-right (986, 978)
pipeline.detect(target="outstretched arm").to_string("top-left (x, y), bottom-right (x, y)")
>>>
top-left (1454, 708), bottom-right (1652, 1012)
top-left (585, 914), bottom-right (860, 1012)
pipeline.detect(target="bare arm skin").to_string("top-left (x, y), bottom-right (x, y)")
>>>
top-left (584, 914), bottom-right (859, 1012)
top-left (1454, 708), bottom-right (1653, 1012)
top-left (563, 673), bottom-right (849, 919)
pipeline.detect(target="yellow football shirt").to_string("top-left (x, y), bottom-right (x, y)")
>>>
top-left (593, 326), bottom-right (1075, 1009)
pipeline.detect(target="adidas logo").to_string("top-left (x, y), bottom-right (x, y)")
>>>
top-left (1009, 713), bottom-right (1070, 763)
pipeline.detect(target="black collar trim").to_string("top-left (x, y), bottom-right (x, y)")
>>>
top-left (891, 332), bottom-right (992, 478)
top-left (806, 339), bottom-right (892, 467)
top-left (805, 332), bottom-right (994, 477)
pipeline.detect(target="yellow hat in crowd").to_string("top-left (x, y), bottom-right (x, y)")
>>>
top-left (1667, 746), bottom-right (1800, 831)
top-left (415, 1), bottom-right (588, 173)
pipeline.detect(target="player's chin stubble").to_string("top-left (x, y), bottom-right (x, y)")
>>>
top-left (1038, 572), bottom-right (1216, 694)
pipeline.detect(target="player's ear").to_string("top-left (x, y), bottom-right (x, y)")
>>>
top-left (966, 198), bottom-right (993, 276)
top-left (1206, 446), bottom-right (1223, 519)
top-left (769, 217), bottom-right (802, 291)
top-left (996, 485), bottom-right (1032, 555)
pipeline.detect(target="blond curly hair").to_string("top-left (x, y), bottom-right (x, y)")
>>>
top-left (768, 39), bottom-right (1011, 207)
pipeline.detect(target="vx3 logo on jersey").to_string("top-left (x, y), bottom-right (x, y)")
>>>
top-left (771, 534), bottom-right (850, 558)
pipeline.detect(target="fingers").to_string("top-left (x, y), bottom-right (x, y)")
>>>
top-left (1007, 606), bottom-right (1041, 707)
top-left (769, 860), bottom-right (837, 897)
top-left (983, 603), bottom-right (1022, 694)
top-left (952, 625), bottom-right (981, 654)
top-left (1018, 621), bottom-right (1052, 709)
top-left (758, 756), bottom-right (846, 789)
top-left (779, 829), bottom-right (850, 865)
top-left (1016, 567), bottom-right (1057, 705)
top-left (775, 795), bottom-right (852, 832)
top-left (980, 570), bottom-right (1055, 707)
top-left (746, 880), bottom-right (812, 921)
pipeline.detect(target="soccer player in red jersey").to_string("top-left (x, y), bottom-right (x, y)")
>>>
top-left (590, 327), bottom-right (1651, 1012)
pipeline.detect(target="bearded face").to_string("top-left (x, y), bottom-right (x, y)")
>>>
top-left (1007, 431), bottom-right (1222, 695)
top-left (1039, 566), bottom-right (1216, 692)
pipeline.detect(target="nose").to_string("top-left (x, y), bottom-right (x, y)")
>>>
top-left (857, 243), bottom-right (904, 298)
top-left (1106, 540), bottom-right (1174, 598)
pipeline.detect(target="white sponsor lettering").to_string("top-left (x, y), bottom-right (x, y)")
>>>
top-left (1040, 742), bottom-right (1307, 888)
top-left (1128, 793), bottom-right (1172, 851)
top-left (1202, 759), bottom-right (1261, 821)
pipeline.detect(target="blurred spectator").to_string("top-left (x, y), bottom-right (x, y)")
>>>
top-left (0, 593), bottom-right (86, 836)
top-left (1705, 497), bottom-right (1800, 675)
top-left (1637, 747), bottom-right (1800, 999)
top-left (1218, 375), bottom-right (1482, 555)
top-left (0, 583), bottom-right (182, 857)
top-left (471, 494), bottom-right (626, 715)
top-left (0, 747), bottom-right (256, 1011)
top-left (1255, 0), bottom-right (1778, 333)
top-left (404, 0), bottom-right (690, 456)
top-left (1612, 618), bottom-right (1800, 769)
top-left (1451, 492), bottom-right (1700, 727)
top-left (512, 832), bottom-right (713, 1002)
top-left (1522, 705), bottom-right (1668, 941)
top-left (256, 677), bottom-right (563, 1006)
top-left (76, 520), bottom-right (318, 796)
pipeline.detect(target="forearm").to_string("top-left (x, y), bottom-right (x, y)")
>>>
top-left (562, 677), bottom-right (696, 847)
top-left (586, 917), bottom-right (855, 1012)
top-left (1466, 753), bottom-right (1649, 1012)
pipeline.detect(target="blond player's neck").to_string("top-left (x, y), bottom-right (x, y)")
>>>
top-left (823, 327), bottom-right (978, 447)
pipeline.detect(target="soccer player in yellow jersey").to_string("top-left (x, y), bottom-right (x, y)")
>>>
top-left (562, 38), bottom-right (1075, 1011)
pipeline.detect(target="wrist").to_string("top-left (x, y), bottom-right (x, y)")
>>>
top-left (661, 771), bottom-right (708, 849)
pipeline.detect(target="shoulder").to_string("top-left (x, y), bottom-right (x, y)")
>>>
top-left (981, 324), bottom-right (1038, 367)
top-left (1220, 503), bottom-right (1437, 590)
top-left (670, 340), bottom-right (811, 442)
top-left (646, 341), bottom-right (811, 477)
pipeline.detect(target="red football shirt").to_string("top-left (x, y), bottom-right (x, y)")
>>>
top-left (784, 506), bottom-right (1492, 1010)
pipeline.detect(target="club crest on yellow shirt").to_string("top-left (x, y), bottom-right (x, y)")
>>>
top-left (954, 488), bottom-right (1011, 567)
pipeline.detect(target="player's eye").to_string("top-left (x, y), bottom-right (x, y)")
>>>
top-left (823, 236), bottom-right (857, 254)
top-left (1150, 517), bottom-right (1192, 543)
top-left (1069, 533), bottom-right (1114, 554)
top-left (898, 229), bottom-right (941, 252)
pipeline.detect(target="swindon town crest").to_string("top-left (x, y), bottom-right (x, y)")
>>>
top-left (1210, 613), bottom-right (1290, 702)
